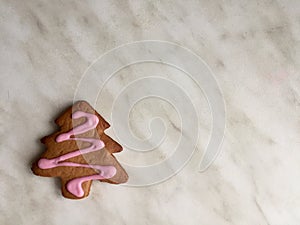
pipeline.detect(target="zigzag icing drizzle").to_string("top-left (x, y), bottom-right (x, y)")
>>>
top-left (38, 111), bottom-right (116, 197)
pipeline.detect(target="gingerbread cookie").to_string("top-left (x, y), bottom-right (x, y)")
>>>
top-left (32, 101), bottom-right (128, 199)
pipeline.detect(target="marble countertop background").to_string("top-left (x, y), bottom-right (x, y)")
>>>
top-left (1, 0), bottom-right (300, 224)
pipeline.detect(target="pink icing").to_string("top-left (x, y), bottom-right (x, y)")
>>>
top-left (66, 174), bottom-right (117, 198)
top-left (37, 111), bottom-right (117, 198)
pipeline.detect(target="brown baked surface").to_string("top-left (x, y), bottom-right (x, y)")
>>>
top-left (32, 101), bottom-right (128, 199)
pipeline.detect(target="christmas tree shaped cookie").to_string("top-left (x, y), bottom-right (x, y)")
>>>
top-left (32, 101), bottom-right (128, 199)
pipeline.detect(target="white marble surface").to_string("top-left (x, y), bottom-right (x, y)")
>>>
top-left (1, 0), bottom-right (300, 224)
